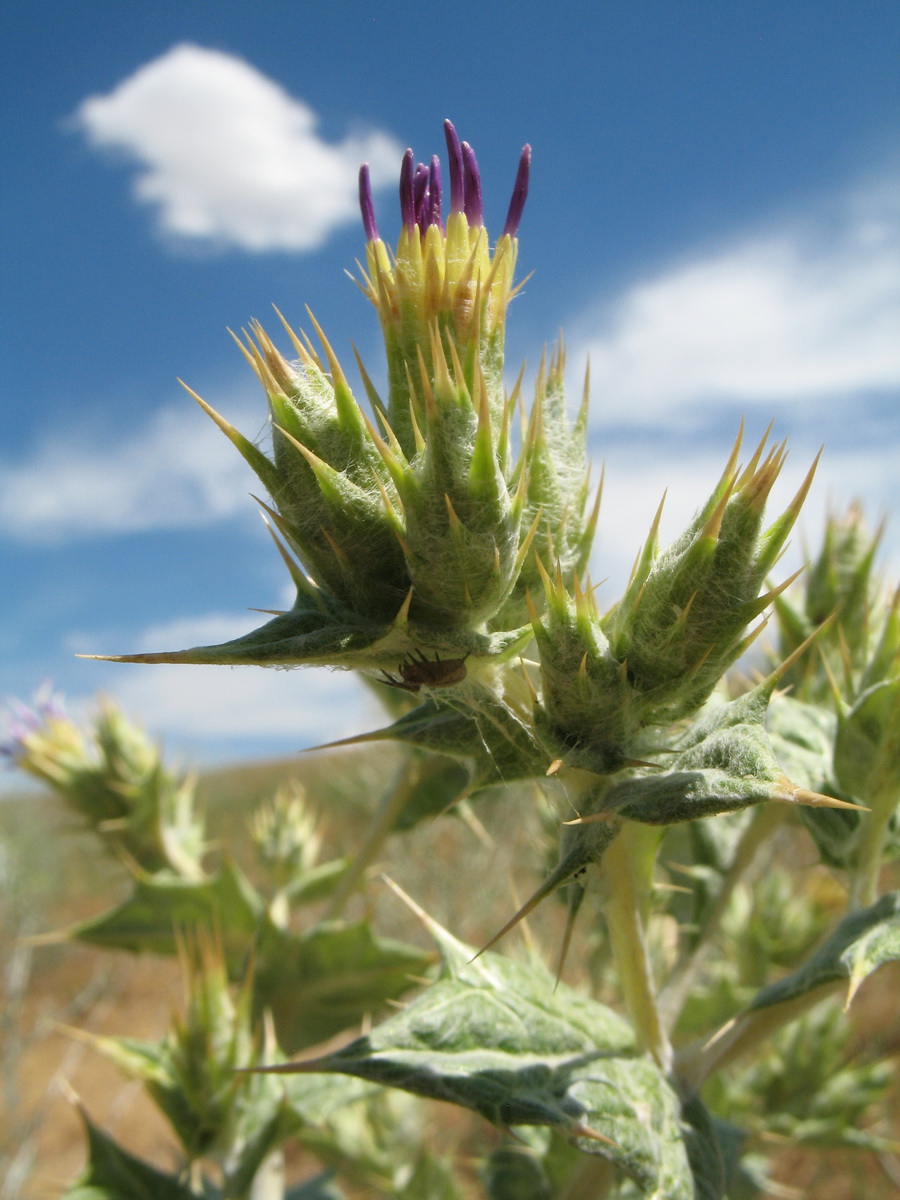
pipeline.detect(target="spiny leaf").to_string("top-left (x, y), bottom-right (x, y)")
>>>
top-left (62, 1109), bottom-right (198, 1200)
top-left (258, 944), bottom-right (694, 1196)
top-left (254, 919), bottom-right (434, 1053)
top-left (64, 861), bottom-right (263, 974)
top-left (745, 890), bottom-right (900, 1012)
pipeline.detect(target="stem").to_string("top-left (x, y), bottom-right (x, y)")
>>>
top-left (602, 822), bottom-right (671, 1071)
top-left (674, 980), bottom-right (841, 1089)
top-left (248, 1150), bottom-right (285, 1200)
top-left (659, 803), bottom-right (784, 1031)
top-left (321, 757), bottom-right (414, 920)
top-left (849, 792), bottom-right (896, 910)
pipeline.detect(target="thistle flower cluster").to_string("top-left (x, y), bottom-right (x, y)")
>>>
top-left (532, 429), bottom-right (817, 774)
top-left (90, 123), bottom-right (851, 842)
top-left (99, 122), bottom-right (595, 688)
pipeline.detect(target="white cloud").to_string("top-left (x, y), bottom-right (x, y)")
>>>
top-left (106, 660), bottom-right (373, 745)
top-left (575, 174), bottom-right (900, 425)
top-left (61, 608), bottom-right (378, 756)
top-left (588, 426), bottom-right (900, 607)
top-left (0, 399), bottom-right (261, 542)
top-left (0, 655), bottom-right (379, 794)
top-left (130, 611), bottom-right (265, 652)
top-left (73, 43), bottom-right (402, 251)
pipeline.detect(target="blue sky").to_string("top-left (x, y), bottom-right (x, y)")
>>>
top-left (3, 1), bottom-right (899, 778)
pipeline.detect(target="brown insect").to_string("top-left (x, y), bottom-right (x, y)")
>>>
top-left (380, 650), bottom-right (468, 694)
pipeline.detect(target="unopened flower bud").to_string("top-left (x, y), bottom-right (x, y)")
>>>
top-left (603, 429), bottom-right (817, 722)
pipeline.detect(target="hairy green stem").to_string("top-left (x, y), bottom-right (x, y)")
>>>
top-left (674, 981), bottom-right (842, 1089)
top-left (602, 822), bottom-right (671, 1071)
top-left (247, 1150), bottom-right (285, 1200)
top-left (659, 803), bottom-right (785, 1031)
top-left (849, 792), bottom-right (897, 909)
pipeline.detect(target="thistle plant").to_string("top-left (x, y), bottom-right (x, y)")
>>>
top-left (10, 123), bottom-right (900, 1199)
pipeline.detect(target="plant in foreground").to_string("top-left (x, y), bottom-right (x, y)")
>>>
top-left (8, 123), bottom-right (900, 1198)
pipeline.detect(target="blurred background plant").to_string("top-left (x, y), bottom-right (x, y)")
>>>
top-left (3, 669), bottom-right (900, 1198)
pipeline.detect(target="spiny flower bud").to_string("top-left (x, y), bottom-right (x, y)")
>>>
top-left (529, 559), bottom-right (634, 774)
top-left (602, 427), bottom-right (817, 722)
top-left (831, 585), bottom-right (900, 811)
top-left (775, 502), bottom-right (886, 703)
top-left (90, 124), bottom-right (560, 684)
top-left (83, 935), bottom-right (276, 1161)
top-left (2, 690), bottom-right (205, 879)
top-left (219, 313), bottom-right (409, 625)
top-left (530, 431), bottom-right (819, 773)
top-left (495, 344), bottom-right (600, 628)
top-left (250, 782), bottom-right (322, 880)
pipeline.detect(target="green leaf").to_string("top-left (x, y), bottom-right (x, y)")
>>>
top-left (768, 694), bottom-right (862, 867)
top-left (255, 919), bottom-right (434, 1052)
top-left (390, 754), bottom-right (472, 832)
top-left (835, 678), bottom-right (900, 806)
top-left (62, 1110), bottom-right (200, 1200)
top-left (67, 861), bottom-right (263, 975)
top-left (747, 890), bottom-right (900, 1011)
top-left (281, 857), bottom-right (353, 907)
top-left (602, 684), bottom-right (840, 826)
top-left (679, 1094), bottom-right (729, 1200)
top-left (97, 600), bottom-right (529, 678)
top-left (267, 948), bottom-right (694, 1197)
top-left (483, 1144), bottom-right (554, 1200)
top-left (284, 1173), bottom-right (346, 1200)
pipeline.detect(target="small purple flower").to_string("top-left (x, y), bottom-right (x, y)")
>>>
top-left (412, 161), bottom-right (429, 228)
top-left (1, 684), bottom-right (66, 764)
top-left (354, 121), bottom-right (532, 407)
top-left (426, 155), bottom-right (442, 230)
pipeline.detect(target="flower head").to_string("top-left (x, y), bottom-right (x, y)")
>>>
top-left (90, 123), bottom-right (595, 695)
top-left (3, 690), bottom-right (204, 877)
top-left (1, 683), bottom-right (71, 769)
top-left (356, 121), bottom-right (531, 455)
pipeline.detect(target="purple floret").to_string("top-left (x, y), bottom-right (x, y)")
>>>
top-left (358, 163), bottom-right (379, 241)
top-left (427, 155), bottom-right (443, 230)
top-left (461, 141), bottom-right (483, 227)
top-left (399, 149), bottom-right (416, 229)
top-left (443, 120), bottom-right (465, 215)
top-left (1, 685), bottom-right (65, 764)
top-left (413, 163), bottom-right (429, 220)
top-left (502, 144), bottom-right (531, 238)
top-left (413, 162), bottom-right (431, 234)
